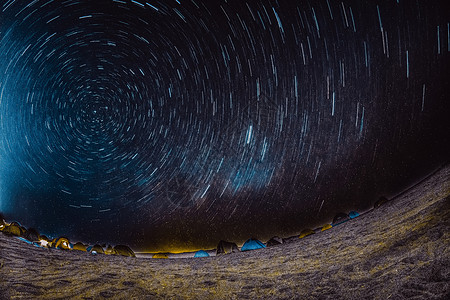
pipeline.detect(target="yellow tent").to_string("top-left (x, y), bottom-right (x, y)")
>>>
top-left (299, 229), bottom-right (315, 239)
top-left (54, 237), bottom-right (71, 250)
top-left (90, 244), bottom-right (105, 254)
top-left (72, 242), bottom-right (87, 252)
top-left (321, 224), bottom-right (332, 231)
top-left (2, 222), bottom-right (23, 236)
top-left (105, 245), bottom-right (117, 255)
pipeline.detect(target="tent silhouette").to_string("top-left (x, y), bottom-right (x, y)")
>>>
top-left (266, 236), bottom-right (283, 247)
top-left (332, 213), bottom-right (350, 226)
top-left (114, 245), bottom-right (135, 257)
top-left (216, 240), bottom-right (239, 255)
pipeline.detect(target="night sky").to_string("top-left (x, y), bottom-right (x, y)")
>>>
top-left (0, 0), bottom-right (448, 252)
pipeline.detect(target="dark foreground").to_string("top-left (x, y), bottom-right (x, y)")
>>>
top-left (0, 166), bottom-right (449, 299)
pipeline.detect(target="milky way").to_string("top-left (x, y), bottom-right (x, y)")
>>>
top-left (0, 0), bottom-right (449, 251)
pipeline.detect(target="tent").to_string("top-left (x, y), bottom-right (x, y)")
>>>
top-left (241, 238), bottom-right (266, 251)
top-left (321, 224), bottom-right (332, 231)
top-left (105, 245), bottom-right (118, 255)
top-left (299, 229), bottom-right (315, 239)
top-left (114, 245), bottom-right (136, 257)
top-left (89, 244), bottom-right (105, 254)
top-left (73, 242), bottom-right (87, 252)
top-left (2, 222), bottom-right (24, 237)
top-left (266, 236), bottom-right (283, 247)
top-left (374, 196), bottom-right (389, 208)
top-left (0, 213), bottom-right (5, 227)
top-left (23, 228), bottom-right (40, 242)
top-left (216, 240), bottom-right (239, 255)
top-left (194, 250), bottom-right (210, 258)
top-left (349, 211), bottom-right (360, 219)
top-left (54, 237), bottom-right (72, 250)
top-left (152, 253), bottom-right (169, 259)
top-left (39, 235), bottom-right (52, 248)
top-left (332, 213), bottom-right (350, 226)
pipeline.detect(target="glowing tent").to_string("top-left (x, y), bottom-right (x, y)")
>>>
top-left (374, 196), bottom-right (389, 208)
top-left (299, 229), bottom-right (315, 239)
top-left (54, 237), bottom-right (72, 250)
top-left (321, 224), bottom-right (332, 231)
top-left (72, 242), bottom-right (87, 252)
top-left (89, 244), bottom-right (105, 254)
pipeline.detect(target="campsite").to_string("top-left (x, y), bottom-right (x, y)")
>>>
top-left (0, 164), bottom-right (448, 299)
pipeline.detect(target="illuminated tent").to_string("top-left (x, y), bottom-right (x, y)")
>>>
top-left (72, 242), bottom-right (87, 252)
top-left (54, 237), bottom-right (71, 250)
top-left (321, 224), bottom-right (332, 231)
top-left (266, 236), bottom-right (283, 247)
top-left (299, 229), bottom-right (315, 239)
top-left (349, 211), bottom-right (360, 219)
top-left (241, 238), bottom-right (266, 251)
top-left (194, 250), bottom-right (210, 258)
top-left (38, 235), bottom-right (52, 248)
top-left (152, 253), bottom-right (169, 259)
top-left (114, 245), bottom-right (135, 257)
top-left (105, 245), bottom-right (118, 255)
top-left (2, 222), bottom-right (24, 237)
top-left (89, 244), bottom-right (105, 254)
top-left (332, 213), bottom-right (350, 226)
top-left (216, 240), bottom-right (239, 255)
top-left (374, 196), bottom-right (390, 208)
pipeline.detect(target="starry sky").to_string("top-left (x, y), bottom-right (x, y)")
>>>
top-left (0, 0), bottom-right (449, 252)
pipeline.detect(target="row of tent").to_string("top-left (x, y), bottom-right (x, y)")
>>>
top-left (0, 215), bottom-right (135, 257)
top-left (1, 196), bottom-right (390, 259)
top-left (164, 208), bottom-right (373, 259)
top-left (151, 238), bottom-right (268, 259)
top-left (206, 196), bottom-right (391, 257)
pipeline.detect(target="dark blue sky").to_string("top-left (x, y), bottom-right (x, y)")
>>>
top-left (0, 0), bottom-right (449, 252)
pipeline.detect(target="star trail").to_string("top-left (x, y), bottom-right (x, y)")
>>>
top-left (0, 0), bottom-right (449, 252)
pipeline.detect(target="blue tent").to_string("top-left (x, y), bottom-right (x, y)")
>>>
top-left (194, 250), bottom-right (210, 258)
top-left (349, 211), bottom-right (360, 219)
top-left (241, 239), bottom-right (266, 251)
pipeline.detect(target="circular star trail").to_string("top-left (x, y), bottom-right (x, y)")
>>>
top-left (0, 0), bottom-right (449, 251)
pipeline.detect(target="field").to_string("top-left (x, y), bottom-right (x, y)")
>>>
top-left (1, 165), bottom-right (449, 299)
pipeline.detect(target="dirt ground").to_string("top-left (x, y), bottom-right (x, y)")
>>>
top-left (1, 165), bottom-right (449, 299)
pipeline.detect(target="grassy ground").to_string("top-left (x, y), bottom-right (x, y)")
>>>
top-left (0, 165), bottom-right (449, 299)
